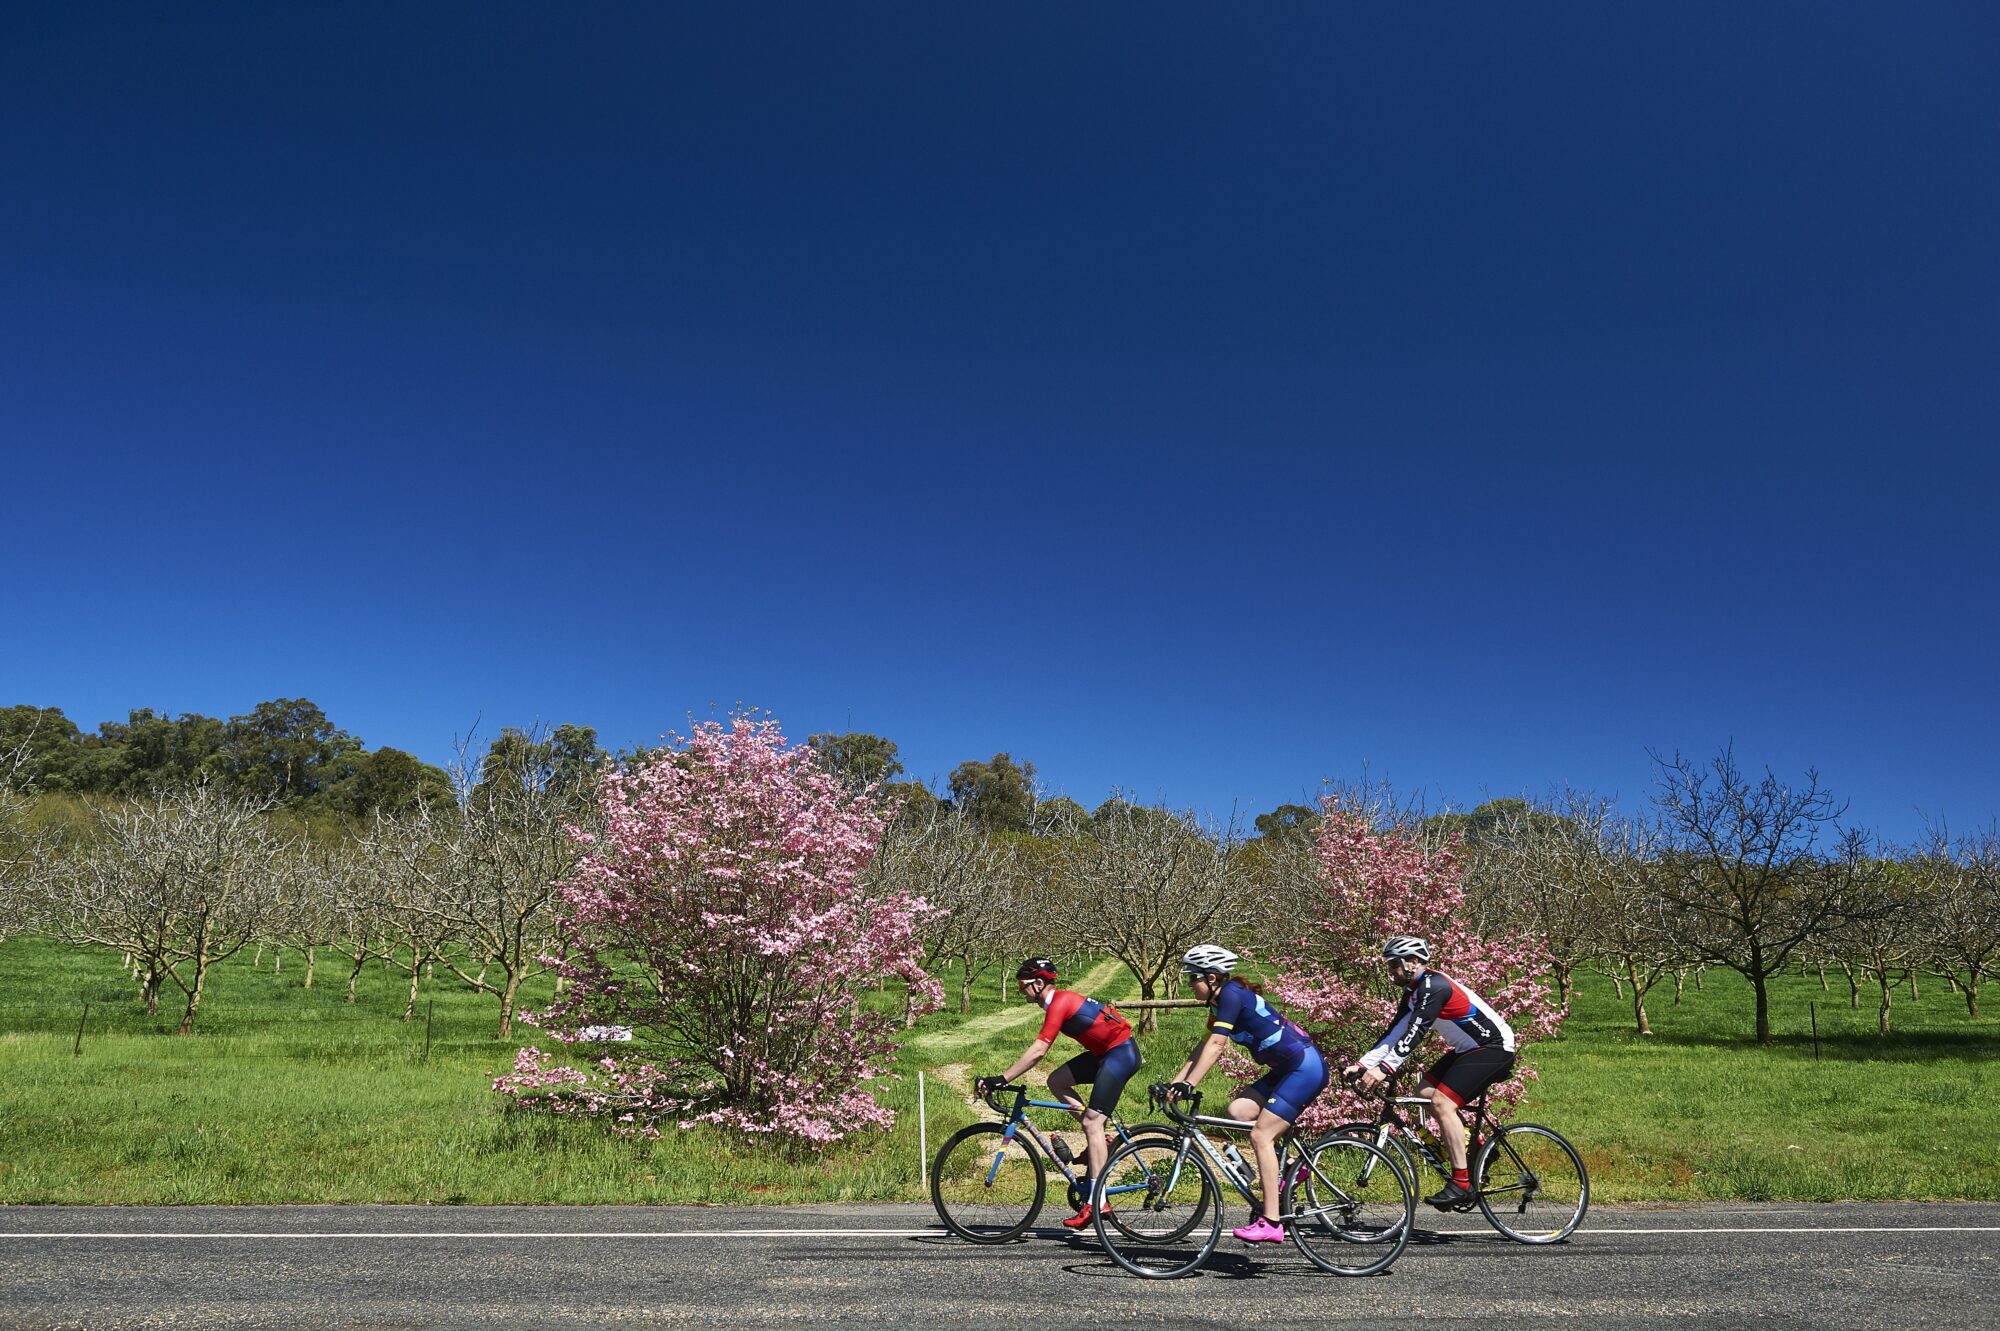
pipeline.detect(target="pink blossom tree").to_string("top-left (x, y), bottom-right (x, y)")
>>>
top-left (1261, 798), bottom-right (1568, 1135)
top-left (494, 716), bottom-right (941, 1148)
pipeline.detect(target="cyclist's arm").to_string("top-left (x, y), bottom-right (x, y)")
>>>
top-left (1360, 974), bottom-right (1446, 1074)
top-left (1176, 1031), bottom-right (1233, 1089)
top-left (998, 1038), bottom-right (1054, 1084)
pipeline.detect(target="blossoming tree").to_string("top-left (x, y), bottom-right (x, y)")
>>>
top-left (1261, 797), bottom-right (1568, 1134)
top-left (495, 716), bottom-right (941, 1147)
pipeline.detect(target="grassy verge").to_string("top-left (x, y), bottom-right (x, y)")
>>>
top-left (0, 938), bottom-right (1993, 1203)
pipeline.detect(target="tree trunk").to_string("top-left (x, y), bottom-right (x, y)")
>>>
top-left (1752, 970), bottom-right (1772, 1044)
top-left (1817, 962), bottom-right (1828, 991)
top-left (141, 967), bottom-right (162, 1016)
top-left (1609, 973), bottom-right (1625, 1000)
top-left (498, 969), bottom-right (522, 1039)
top-left (346, 947), bottom-right (367, 1003)
top-left (1907, 969), bottom-right (1919, 1002)
top-left (303, 947), bottom-right (315, 989)
top-left (253, 945), bottom-right (263, 967)
top-left (402, 945), bottom-right (423, 1021)
top-left (1671, 967), bottom-right (1686, 1007)
top-left (1877, 967), bottom-right (1893, 1035)
top-left (476, 959), bottom-right (489, 988)
top-left (959, 958), bottom-right (973, 1015)
top-left (179, 948), bottom-right (210, 1036)
top-left (1966, 972), bottom-right (1981, 1020)
top-left (1627, 959), bottom-right (1652, 1037)
top-left (1841, 961), bottom-right (1860, 1009)
top-left (272, 947), bottom-right (282, 975)
top-left (1694, 967), bottom-right (1705, 992)
top-left (1137, 973), bottom-right (1159, 1035)
top-left (1553, 961), bottom-right (1570, 1008)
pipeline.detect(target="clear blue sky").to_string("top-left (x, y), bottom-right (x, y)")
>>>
top-left (3, 4), bottom-right (1995, 840)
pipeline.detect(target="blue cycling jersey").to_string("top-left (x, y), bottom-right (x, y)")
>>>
top-left (1209, 980), bottom-right (1312, 1066)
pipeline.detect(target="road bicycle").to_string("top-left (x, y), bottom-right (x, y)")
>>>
top-left (1330, 1070), bottom-right (1588, 1244)
top-left (929, 1081), bottom-right (1179, 1242)
top-left (1089, 1082), bottom-right (1413, 1279)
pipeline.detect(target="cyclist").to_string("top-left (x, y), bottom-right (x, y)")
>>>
top-left (975, 957), bottom-right (1141, 1230)
top-left (1166, 943), bottom-right (1329, 1246)
top-left (1343, 935), bottom-right (1518, 1210)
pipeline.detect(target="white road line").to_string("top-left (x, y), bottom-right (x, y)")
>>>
top-left (0, 1225), bottom-right (1996, 1240)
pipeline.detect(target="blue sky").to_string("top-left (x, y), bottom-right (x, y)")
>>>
top-left (3, 4), bottom-right (1995, 840)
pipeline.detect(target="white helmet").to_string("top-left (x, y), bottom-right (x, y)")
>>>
top-left (1381, 935), bottom-right (1431, 963)
top-left (1181, 944), bottom-right (1239, 976)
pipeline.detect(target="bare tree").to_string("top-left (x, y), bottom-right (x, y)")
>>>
top-left (1830, 844), bottom-right (1924, 1034)
top-left (1458, 793), bottom-right (1604, 1008)
top-left (53, 782), bottom-right (291, 1033)
top-left (1057, 798), bottom-right (1248, 1032)
top-left (1650, 747), bottom-right (1878, 1043)
top-left (0, 741), bottom-right (48, 943)
top-left (1912, 822), bottom-right (2000, 1018)
top-left (364, 732), bottom-right (594, 1035)
top-left (1577, 813), bottom-right (1689, 1036)
top-left (870, 807), bottom-right (1023, 1019)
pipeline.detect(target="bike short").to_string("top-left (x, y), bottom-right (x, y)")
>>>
top-left (1245, 1043), bottom-right (1329, 1123)
top-left (1421, 1046), bottom-right (1516, 1107)
top-left (1059, 1037), bottom-right (1142, 1115)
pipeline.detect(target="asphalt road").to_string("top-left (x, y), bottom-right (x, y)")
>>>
top-left (1, 1202), bottom-right (1995, 1330)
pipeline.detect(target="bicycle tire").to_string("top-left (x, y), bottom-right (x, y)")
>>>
top-left (1063, 1121), bottom-right (1180, 1211)
top-left (930, 1122), bottom-right (1046, 1243)
top-left (1327, 1120), bottom-right (1420, 1205)
top-left (1474, 1122), bottom-right (1589, 1244)
top-left (1286, 1135), bottom-right (1413, 1275)
top-left (1093, 1136), bottom-right (1222, 1278)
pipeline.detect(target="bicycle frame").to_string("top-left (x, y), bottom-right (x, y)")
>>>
top-left (985, 1086), bottom-right (1165, 1194)
top-left (1109, 1088), bottom-right (1302, 1218)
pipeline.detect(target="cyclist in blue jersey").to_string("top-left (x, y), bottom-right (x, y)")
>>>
top-left (1166, 943), bottom-right (1330, 1246)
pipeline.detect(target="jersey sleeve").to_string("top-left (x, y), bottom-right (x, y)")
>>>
top-left (1037, 990), bottom-right (1082, 1045)
top-left (1363, 973), bottom-right (1448, 1072)
top-left (1208, 982), bottom-right (1247, 1036)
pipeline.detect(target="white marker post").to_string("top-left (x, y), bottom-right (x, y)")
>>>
top-left (917, 1071), bottom-right (927, 1189)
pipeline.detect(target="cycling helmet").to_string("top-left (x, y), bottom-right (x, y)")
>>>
top-left (1180, 944), bottom-right (1239, 976)
top-left (1016, 957), bottom-right (1058, 982)
top-left (1381, 936), bottom-right (1431, 963)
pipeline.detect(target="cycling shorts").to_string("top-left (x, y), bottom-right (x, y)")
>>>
top-left (1421, 1046), bottom-right (1516, 1108)
top-left (1059, 1038), bottom-right (1142, 1115)
top-left (1245, 1043), bottom-right (1329, 1124)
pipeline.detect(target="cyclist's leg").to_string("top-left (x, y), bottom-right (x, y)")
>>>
top-left (1049, 1051), bottom-right (1102, 1220)
top-left (1243, 1046), bottom-right (1329, 1229)
top-left (1081, 1041), bottom-right (1141, 1194)
top-left (1422, 1049), bottom-right (1513, 1206)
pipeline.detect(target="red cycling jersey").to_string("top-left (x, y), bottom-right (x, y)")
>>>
top-left (1036, 989), bottom-right (1133, 1056)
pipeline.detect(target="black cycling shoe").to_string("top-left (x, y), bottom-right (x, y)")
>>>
top-left (1424, 1180), bottom-right (1475, 1211)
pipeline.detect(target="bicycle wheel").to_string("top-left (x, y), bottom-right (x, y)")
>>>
top-left (1286, 1135), bottom-right (1413, 1275)
top-left (1474, 1123), bottom-right (1589, 1243)
top-left (1093, 1137), bottom-right (1222, 1278)
top-left (1327, 1121), bottom-right (1418, 1201)
top-left (931, 1123), bottom-right (1046, 1243)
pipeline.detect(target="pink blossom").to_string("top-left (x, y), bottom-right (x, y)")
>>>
top-left (1260, 798), bottom-right (1568, 1135)
top-left (493, 715), bottom-right (941, 1147)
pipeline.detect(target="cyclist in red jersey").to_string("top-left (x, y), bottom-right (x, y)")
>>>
top-left (976, 957), bottom-right (1142, 1229)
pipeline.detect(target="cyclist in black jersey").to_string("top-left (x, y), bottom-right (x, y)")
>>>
top-left (1343, 935), bottom-right (1518, 1210)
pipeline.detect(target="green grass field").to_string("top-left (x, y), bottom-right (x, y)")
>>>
top-left (0, 937), bottom-right (1993, 1204)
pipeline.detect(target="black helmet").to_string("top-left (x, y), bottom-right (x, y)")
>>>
top-left (1016, 957), bottom-right (1058, 982)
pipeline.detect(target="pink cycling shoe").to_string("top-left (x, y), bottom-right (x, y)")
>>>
top-left (1232, 1217), bottom-right (1287, 1245)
